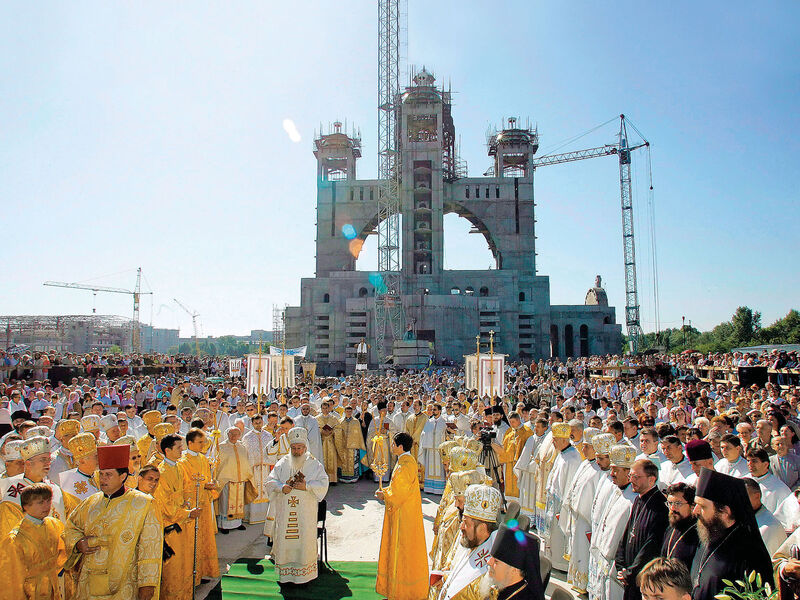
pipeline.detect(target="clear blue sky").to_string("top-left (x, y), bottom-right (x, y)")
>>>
top-left (1, 2), bottom-right (797, 337)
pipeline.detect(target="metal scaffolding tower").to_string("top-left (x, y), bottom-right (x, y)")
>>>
top-left (375, 0), bottom-right (404, 364)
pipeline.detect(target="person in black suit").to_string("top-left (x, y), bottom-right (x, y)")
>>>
top-left (615, 458), bottom-right (669, 600)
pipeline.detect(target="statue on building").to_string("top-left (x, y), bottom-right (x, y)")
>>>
top-left (585, 275), bottom-right (609, 306)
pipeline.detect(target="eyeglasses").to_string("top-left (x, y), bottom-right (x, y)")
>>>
top-left (666, 500), bottom-right (691, 508)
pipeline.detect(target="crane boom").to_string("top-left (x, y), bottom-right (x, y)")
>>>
top-left (174, 298), bottom-right (201, 359)
top-left (531, 115), bottom-right (650, 353)
top-left (43, 267), bottom-right (151, 352)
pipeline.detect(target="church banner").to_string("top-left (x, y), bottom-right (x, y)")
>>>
top-left (229, 358), bottom-right (242, 378)
top-left (246, 355), bottom-right (271, 396)
top-left (270, 354), bottom-right (296, 389)
top-left (479, 355), bottom-right (505, 399)
top-left (270, 345), bottom-right (307, 358)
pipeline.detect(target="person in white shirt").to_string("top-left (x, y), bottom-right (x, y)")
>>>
top-left (747, 447), bottom-right (800, 530)
top-left (715, 433), bottom-right (749, 478)
top-left (744, 476), bottom-right (787, 555)
top-left (659, 435), bottom-right (693, 488)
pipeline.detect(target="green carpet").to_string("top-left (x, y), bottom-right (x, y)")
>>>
top-left (210, 559), bottom-right (383, 599)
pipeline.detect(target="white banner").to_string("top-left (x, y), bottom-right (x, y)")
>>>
top-left (246, 355), bottom-right (271, 396)
top-left (269, 345), bottom-right (307, 358)
top-left (229, 358), bottom-right (242, 378)
top-left (479, 356), bottom-right (505, 399)
top-left (270, 354), bottom-right (296, 390)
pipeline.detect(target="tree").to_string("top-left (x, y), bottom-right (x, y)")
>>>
top-left (108, 344), bottom-right (123, 354)
top-left (731, 306), bottom-right (761, 346)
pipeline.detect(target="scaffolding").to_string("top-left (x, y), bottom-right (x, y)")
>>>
top-left (0, 315), bottom-right (136, 353)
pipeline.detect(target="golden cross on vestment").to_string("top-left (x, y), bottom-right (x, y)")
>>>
top-left (288, 496), bottom-right (299, 507)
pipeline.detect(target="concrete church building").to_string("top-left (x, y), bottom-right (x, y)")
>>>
top-left (285, 69), bottom-right (621, 374)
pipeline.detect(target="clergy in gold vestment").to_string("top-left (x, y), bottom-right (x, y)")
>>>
top-left (404, 402), bottom-right (428, 486)
top-left (63, 444), bottom-right (162, 600)
top-left (0, 483), bottom-right (67, 600)
top-left (334, 406), bottom-right (367, 483)
top-left (155, 434), bottom-right (201, 600)
top-left (375, 432), bottom-right (429, 600)
top-left (177, 429), bottom-right (220, 583)
top-left (135, 411), bottom-right (163, 467)
top-left (316, 402), bottom-right (341, 483)
top-left (214, 427), bottom-right (256, 531)
top-left (491, 412), bottom-right (532, 500)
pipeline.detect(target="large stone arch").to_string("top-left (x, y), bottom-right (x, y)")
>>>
top-left (443, 201), bottom-right (501, 269)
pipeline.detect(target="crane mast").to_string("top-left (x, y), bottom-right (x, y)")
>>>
top-left (174, 298), bottom-right (201, 359)
top-left (43, 267), bottom-right (151, 352)
top-left (374, 0), bottom-right (405, 366)
top-left (531, 115), bottom-right (650, 353)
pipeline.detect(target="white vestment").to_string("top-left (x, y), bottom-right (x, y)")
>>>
top-left (562, 460), bottom-right (604, 593)
top-left (541, 446), bottom-right (583, 571)
top-left (265, 452), bottom-right (329, 584)
top-left (756, 471), bottom-right (800, 530)
top-left (243, 428), bottom-right (273, 523)
top-left (756, 505), bottom-right (788, 555)
top-left (588, 483), bottom-right (636, 600)
top-left (293, 415), bottom-right (323, 461)
top-left (658, 458), bottom-right (693, 488)
top-left (515, 433), bottom-right (545, 517)
top-left (715, 455), bottom-right (750, 478)
top-left (436, 530), bottom-right (497, 600)
top-left (420, 416), bottom-right (448, 494)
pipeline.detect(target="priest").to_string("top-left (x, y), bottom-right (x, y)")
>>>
top-left (316, 400), bottom-right (341, 483)
top-left (265, 427), bottom-right (329, 584)
top-left (59, 432), bottom-right (100, 505)
top-left (484, 522), bottom-right (546, 600)
top-left (242, 414), bottom-right (273, 524)
top-left (334, 405), bottom-right (367, 483)
top-left (540, 422), bottom-right (582, 572)
top-left (215, 426), bottom-right (256, 533)
top-left (435, 483), bottom-right (502, 600)
top-left (588, 444), bottom-right (638, 600)
top-left (492, 412), bottom-right (533, 501)
top-left (64, 443), bottom-right (163, 600)
top-left (563, 430), bottom-right (611, 595)
top-left (689, 468), bottom-right (772, 600)
top-left (514, 417), bottom-right (547, 518)
top-left (375, 432), bottom-right (429, 600)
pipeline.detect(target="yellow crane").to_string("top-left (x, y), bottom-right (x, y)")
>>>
top-left (174, 298), bottom-right (202, 358)
top-left (43, 267), bottom-right (151, 351)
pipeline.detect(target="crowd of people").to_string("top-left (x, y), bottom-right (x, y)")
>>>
top-left (0, 348), bottom-right (798, 600)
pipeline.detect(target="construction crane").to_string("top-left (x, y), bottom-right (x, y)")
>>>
top-left (43, 267), bottom-right (151, 352)
top-left (374, 0), bottom-right (405, 366)
top-left (531, 115), bottom-right (653, 354)
top-left (174, 299), bottom-right (202, 359)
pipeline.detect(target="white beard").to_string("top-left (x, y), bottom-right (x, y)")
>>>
top-left (478, 574), bottom-right (497, 599)
top-left (290, 452), bottom-right (308, 475)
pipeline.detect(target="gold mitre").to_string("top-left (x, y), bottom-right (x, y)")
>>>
top-left (461, 438), bottom-right (482, 454)
top-left (68, 432), bottom-right (98, 461)
top-left (592, 433), bottom-right (616, 456)
top-left (582, 427), bottom-right (600, 445)
top-left (610, 444), bottom-right (637, 468)
top-left (24, 426), bottom-right (51, 440)
top-left (142, 410), bottom-right (162, 428)
top-left (20, 436), bottom-right (50, 461)
top-left (56, 419), bottom-right (81, 437)
top-left (463, 484), bottom-right (502, 523)
top-left (449, 468), bottom-right (487, 496)
top-left (115, 435), bottom-right (137, 446)
top-left (438, 440), bottom-right (459, 463)
top-left (551, 422), bottom-right (572, 439)
top-left (153, 422), bottom-right (174, 442)
top-left (3, 440), bottom-right (23, 461)
top-left (449, 446), bottom-right (480, 473)
top-left (80, 415), bottom-right (101, 433)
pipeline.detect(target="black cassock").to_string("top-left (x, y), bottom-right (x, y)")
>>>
top-left (691, 523), bottom-right (773, 600)
top-left (615, 485), bottom-right (669, 600)
top-left (661, 518), bottom-right (700, 574)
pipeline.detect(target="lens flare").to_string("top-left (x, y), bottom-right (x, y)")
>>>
top-left (348, 238), bottom-right (364, 258)
top-left (369, 272), bottom-right (387, 294)
top-left (514, 530), bottom-right (526, 544)
top-left (507, 518), bottom-right (519, 529)
top-left (342, 224), bottom-right (357, 239)
top-left (282, 118), bottom-right (302, 143)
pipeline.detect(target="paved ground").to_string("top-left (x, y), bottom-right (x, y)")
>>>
top-left (198, 479), bottom-right (577, 599)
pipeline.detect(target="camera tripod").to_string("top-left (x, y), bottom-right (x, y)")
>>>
top-left (480, 442), bottom-right (507, 511)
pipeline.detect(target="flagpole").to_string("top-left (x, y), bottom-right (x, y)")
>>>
top-left (256, 339), bottom-right (263, 415)
top-left (489, 330), bottom-right (495, 402)
top-left (475, 334), bottom-right (481, 398)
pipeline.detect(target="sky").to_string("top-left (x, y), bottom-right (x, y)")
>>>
top-left (1, 2), bottom-right (798, 338)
